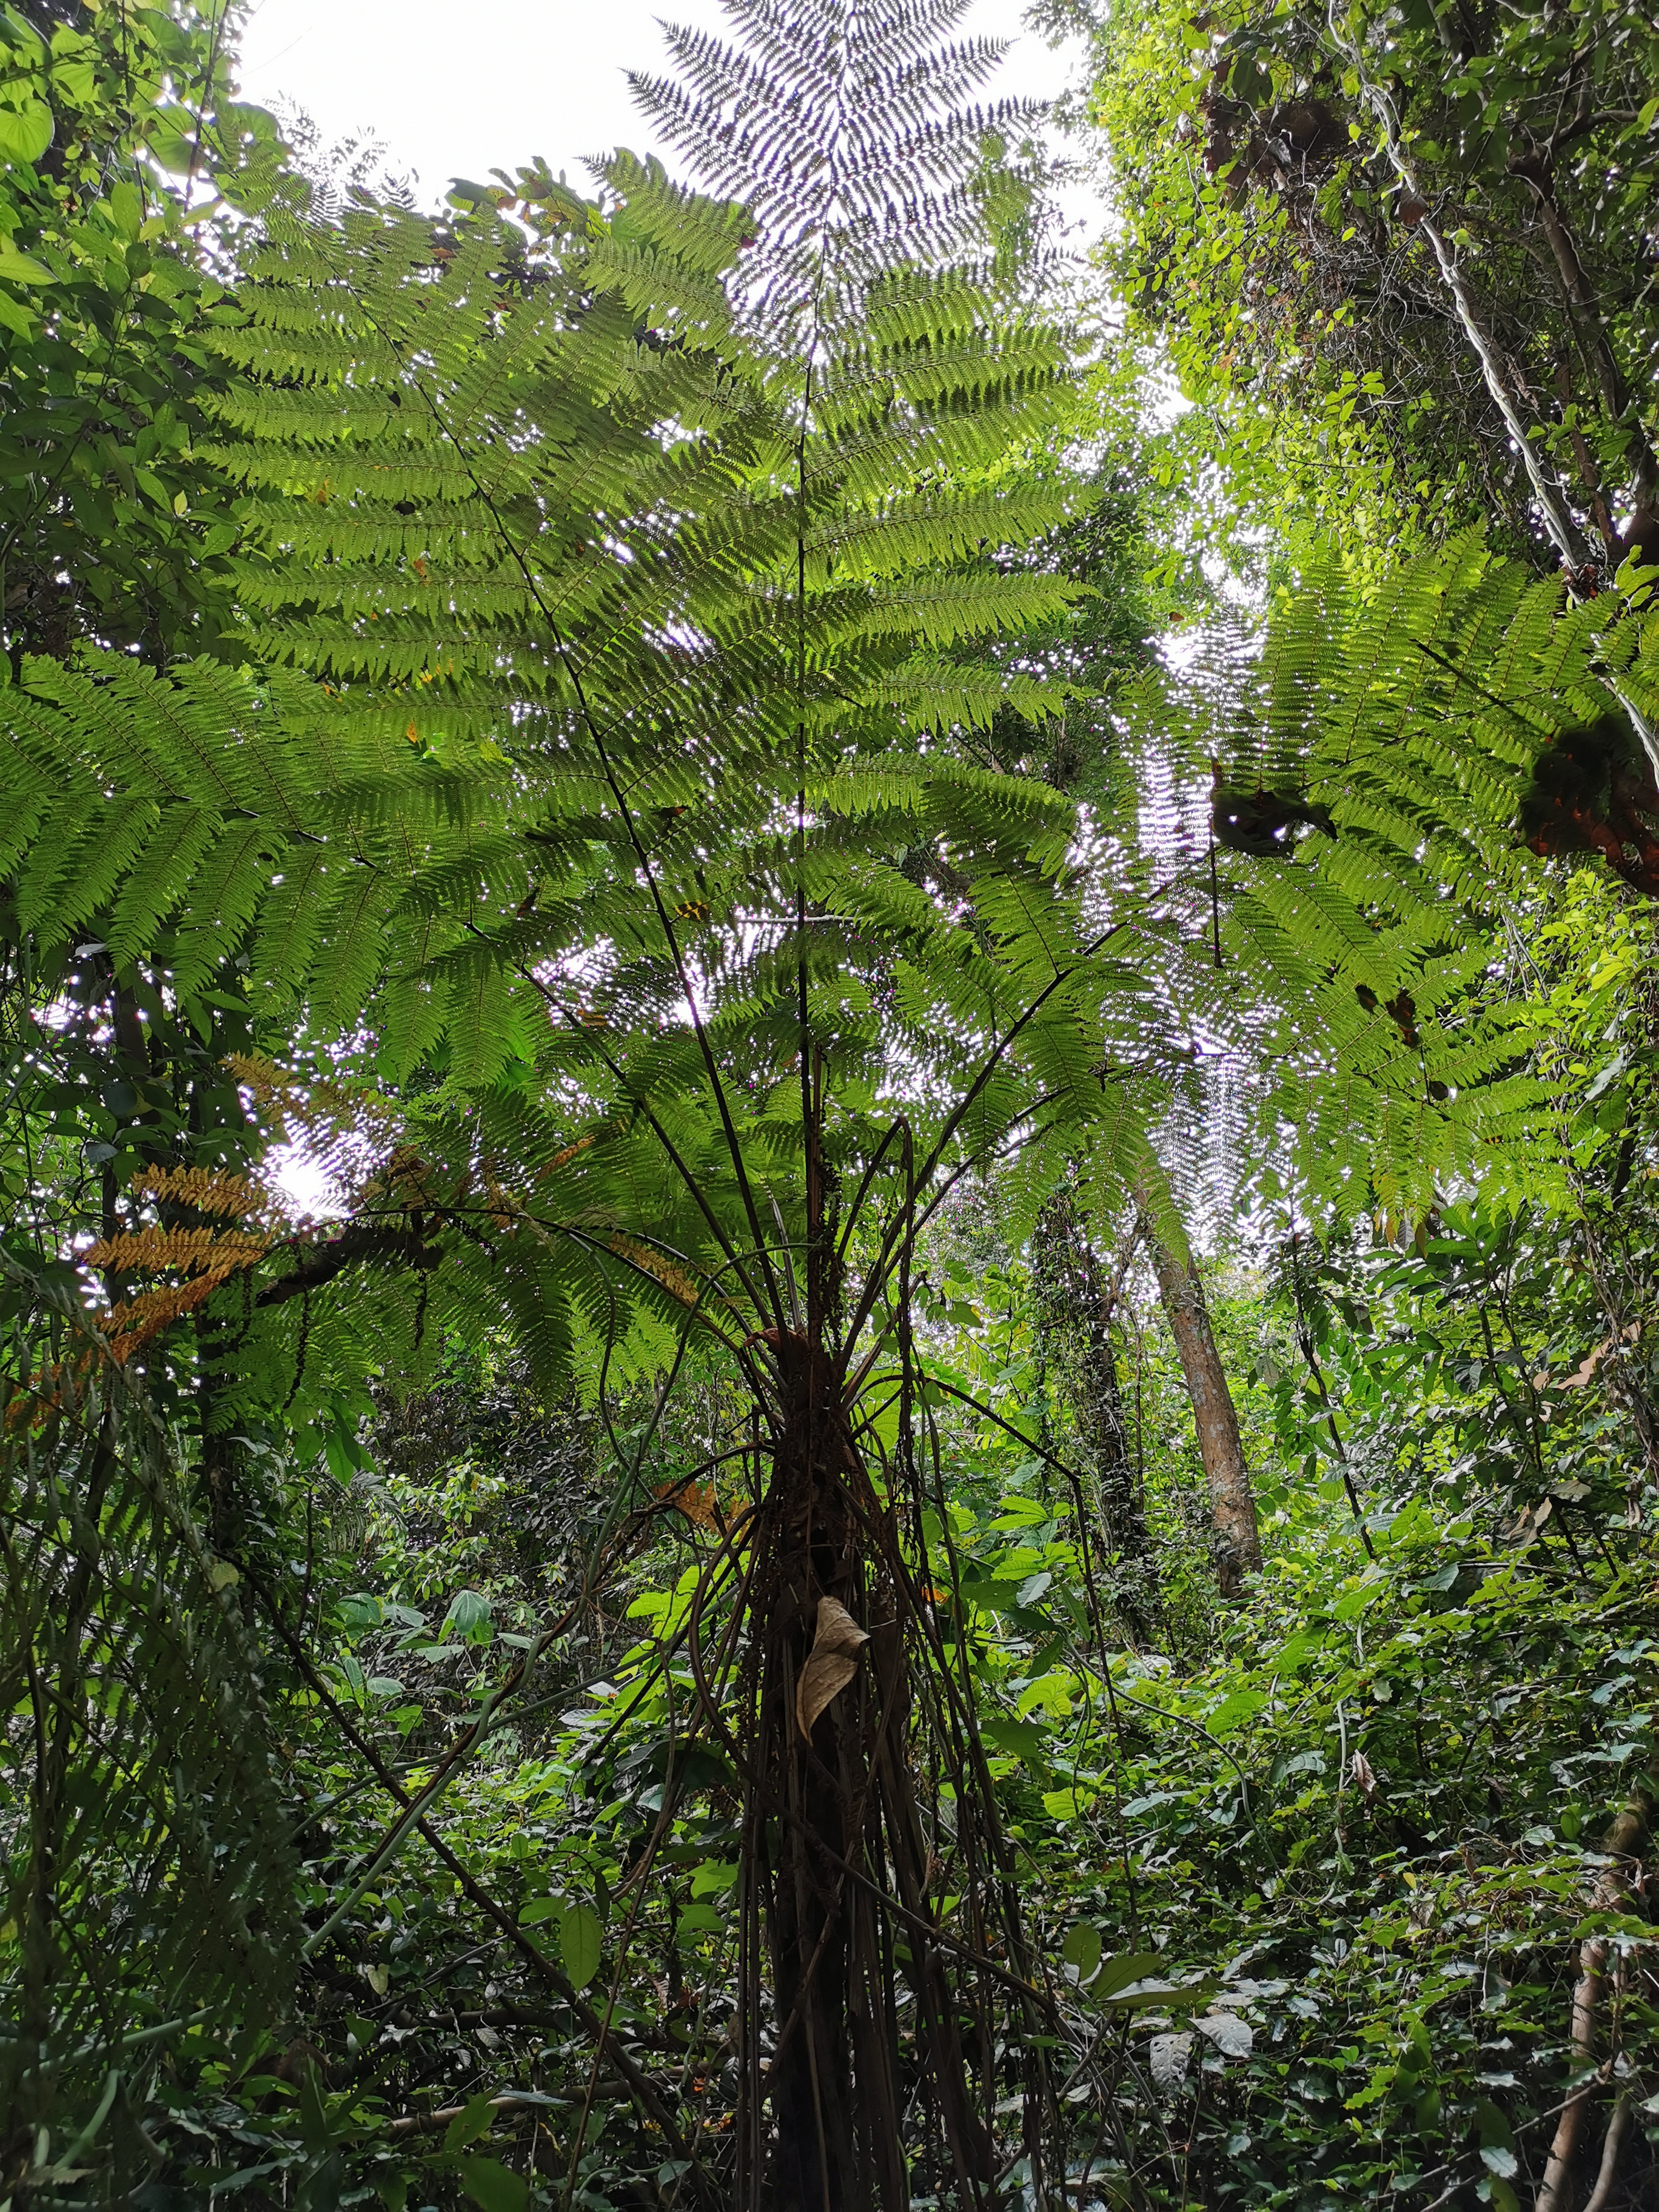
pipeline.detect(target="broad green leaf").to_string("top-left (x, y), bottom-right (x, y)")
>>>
top-left (458, 2157), bottom-right (528, 2212)
top-left (1093, 1952), bottom-right (1165, 1999)
top-left (0, 243), bottom-right (49, 283)
top-left (107, 178), bottom-right (143, 237)
top-left (50, 56), bottom-right (95, 103)
top-left (1061, 1922), bottom-right (1102, 1982)
top-left (1041, 1786), bottom-right (1097, 1818)
top-left (979, 1715), bottom-right (1050, 1765)
top-left (558, 1902), bottom-right (603, 1991)
top-left (0, 99), bottom-right (53, 163)
top-left (1204, 1689), bottom-right (1267, 1737)
top-left (144, 121), bottom-right (199, 174)
top-left (1099, 1981), bottom-right (1208, 2013)
top-left (443, 2093), bottom-right (497, 2153)
top-left (441, 1589), bottom-right (493, 1644)
top-left (297, 2062), bottom-right (333, 2157)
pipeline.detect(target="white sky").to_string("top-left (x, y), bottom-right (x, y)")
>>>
top-left (236, 0), bottom-right (1094, 226)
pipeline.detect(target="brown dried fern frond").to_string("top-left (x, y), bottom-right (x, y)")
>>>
top-left (127, 1167), bottom-right (268, 1221)
top-left (225, 1053), bottom-right (402, 1135)
top-left (536, 1134), bottom-right (595, 1181)
top-left (607, 1234), bottom-right (700, 1310)
top-left (95, 1273), bottom-right (232, 1361)
top-left (82, 1228), bottom-right (272, 1277)
top-left (656, 1475), bottom-right (720, 1529)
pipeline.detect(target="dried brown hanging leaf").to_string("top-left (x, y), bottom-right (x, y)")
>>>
top-left (795, 1595), bottom-right (870, 1741)
top-left (657, 1476), bottom-right (719, 1529)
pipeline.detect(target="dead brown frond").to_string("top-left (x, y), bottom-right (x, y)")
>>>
top-left (82, 1228), bottom-right (272, 1276)
top-left (126, 1167), bottom-right (267, 1221)
top-left (608, 1235), bottom-right (700, 1309)
top-left (95, 1273), bottom-right (245, 1361)
top-left (537, 1134), bottom-right (595, 1181)
top-left (657, 1476), bottom-right (720, 1529)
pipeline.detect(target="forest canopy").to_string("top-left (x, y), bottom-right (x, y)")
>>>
top-left (2, 2), bottom-right (1658, 2210)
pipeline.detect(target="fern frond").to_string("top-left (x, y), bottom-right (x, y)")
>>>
top-left (1, 1271), bottom-right (299, 2119)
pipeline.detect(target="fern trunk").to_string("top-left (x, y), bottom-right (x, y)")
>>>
top-left (739, 1329), bottom-right (991, 2211)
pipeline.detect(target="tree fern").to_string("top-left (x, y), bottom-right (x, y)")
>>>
top-left (200, 11), bottom-right (1155, 2199)
top-left (0, 4), bottom-right (1226, 2197)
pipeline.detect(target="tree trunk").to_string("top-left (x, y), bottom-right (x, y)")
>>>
top-left (1535, 1786), bottom-right (1652, 2212)
top-left (1033, 1194), bottom-right (1161, 1641)
top-left (1140, 1215), bottom-right (1261, 1598)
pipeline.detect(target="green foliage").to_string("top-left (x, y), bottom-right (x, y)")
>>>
top-left (0, 0), bottom-right (284, 661)
top-left (0, 119), bottom-right (1155, 1424)
top-left (1049, 1516), bottom-right (1657, 2209)
top-left (1073, 0), bottom-right (1659, 574)
top-left (104, 1215), bottom-right (1645, 2209)
top-left (1, 1), bottom-right (1658, 2207)
top-left (1079, 0), bottom-right (1436, 569)
top-left (1121, 533), bottom-right (1659, 1216)
top-left (0, 1291), bottom-right (299, 2168)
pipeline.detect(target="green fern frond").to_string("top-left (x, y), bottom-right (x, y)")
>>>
top-left (1111, 528), bottom-right (1659, 1215)
top-left (0, 1272), bottom-right (299, 2118)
